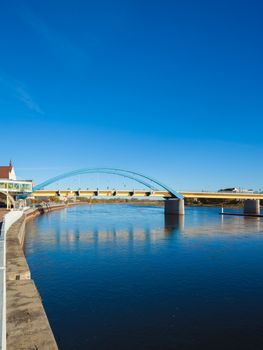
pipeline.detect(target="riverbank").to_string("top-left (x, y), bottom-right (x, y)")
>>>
top-left (76, 199), bottom-right (261, 210)
top-left (5, 204), bottom-right (68, 349)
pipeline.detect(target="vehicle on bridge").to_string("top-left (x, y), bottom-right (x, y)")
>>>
top-left (218, 187), bottom-right (254, 193)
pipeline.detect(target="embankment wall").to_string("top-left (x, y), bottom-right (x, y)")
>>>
top-left (6, 204), bottom-right (67, 350)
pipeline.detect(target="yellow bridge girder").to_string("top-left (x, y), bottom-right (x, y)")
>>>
top-left (31, 190), bottom-right (263, 200)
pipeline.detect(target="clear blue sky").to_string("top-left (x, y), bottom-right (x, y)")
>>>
top-left (1, 0), bottom-right (262, 190)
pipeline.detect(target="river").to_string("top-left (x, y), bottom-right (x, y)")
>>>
top-left (24, 204), bottom-right (263, 349)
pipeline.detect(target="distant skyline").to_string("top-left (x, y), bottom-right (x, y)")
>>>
top-left (1, 0), bottom-right (263, 190)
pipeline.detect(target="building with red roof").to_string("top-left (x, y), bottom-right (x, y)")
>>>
top-left (0, 161), bottom-right (16, 180)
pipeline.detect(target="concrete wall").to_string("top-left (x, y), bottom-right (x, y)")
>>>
top-left (0, 210), bottom-right (23, 350)
top-left (1, 205), bottom-right (68, 350)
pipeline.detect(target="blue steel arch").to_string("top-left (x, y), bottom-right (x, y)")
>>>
top-left (34, 169), bottom-right (156, 192)
top-left (33, 168), bottom-right (183, 199)
top-left (42, 169), bottom-right (157, 191)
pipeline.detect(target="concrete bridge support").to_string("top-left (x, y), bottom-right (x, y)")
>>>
top-left (164, 198), bottom-right (185, 216)
top-left (244, 199), bottom-right (260, 215)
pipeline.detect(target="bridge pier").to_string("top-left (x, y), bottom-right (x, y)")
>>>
top-left (244, 199), bottom-right (260, 215)
top-left (164, 198), bottom-right (185, 216)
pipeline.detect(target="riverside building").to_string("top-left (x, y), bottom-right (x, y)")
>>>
top-left (0, 161), bottom-right (32, 208)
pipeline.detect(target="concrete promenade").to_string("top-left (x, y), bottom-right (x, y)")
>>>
top-left (3, 204), bottom-right (68, 350)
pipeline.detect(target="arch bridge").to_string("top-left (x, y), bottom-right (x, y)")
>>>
top-left (33, 167), bottom-right (185, 215)
top-left (31, 167), bottom-right (263, 216)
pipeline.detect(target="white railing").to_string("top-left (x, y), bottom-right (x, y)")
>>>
top-left (0, 210), bottom-right (23, 350)
top-left (1, 211), bottom-right (23, 234)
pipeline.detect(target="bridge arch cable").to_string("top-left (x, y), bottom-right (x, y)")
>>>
top-left (33, 168), bottom-right (183, 199)
top-left (34, 170), bottom-right (156, 192)
top-left (54, 170), bottom-right (156, 191)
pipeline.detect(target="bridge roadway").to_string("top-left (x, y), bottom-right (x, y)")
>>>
top-left (31, 190), bottom-right (263, 200)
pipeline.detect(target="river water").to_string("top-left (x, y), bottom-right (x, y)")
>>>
top-left (24, 204), bottom-right (263, 350)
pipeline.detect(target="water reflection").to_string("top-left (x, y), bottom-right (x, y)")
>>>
top-left (26, 219), bottom-right (187, 253)
top-left (25, 207), bottom-right (263, 251)
top-left (26, 219), bottom-right (177, 248)
top-left (164, 214), bottom-right (185, 234)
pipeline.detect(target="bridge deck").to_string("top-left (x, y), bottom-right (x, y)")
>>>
top-left (31, 190), bottom-right (263, 200)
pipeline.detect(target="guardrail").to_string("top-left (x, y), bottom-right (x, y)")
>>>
top-left (0, 210), bottom-right (23, 350)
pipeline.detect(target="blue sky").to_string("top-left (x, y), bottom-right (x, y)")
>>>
top-left (0, 0), bottom-right (262, 190)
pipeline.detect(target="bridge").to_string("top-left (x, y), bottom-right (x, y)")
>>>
top-left (28, 167), bottom-right (263, 216)
top-left (31, 189), bottom-right (263, 215)
top-left (31, 189), bottom-right (263, 201)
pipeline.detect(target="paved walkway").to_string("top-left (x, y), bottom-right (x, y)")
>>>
top-left (7, 280), bottom-right (58, 349)
top-left (6, 213), bottom-right (58, 349)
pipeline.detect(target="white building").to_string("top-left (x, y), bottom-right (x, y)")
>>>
top-left (0, 161), bottom-right (32, 208)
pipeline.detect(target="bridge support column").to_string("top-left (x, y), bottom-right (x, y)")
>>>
top-left (244, 199), bottom-right (260, 215)
top-left (164, 198), bottom-right (185, 216)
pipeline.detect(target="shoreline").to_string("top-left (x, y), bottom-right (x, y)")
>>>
top-left (6, 204), bottom-right (68, 349)
top-left (72, 200), bottom-right (262, 210)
